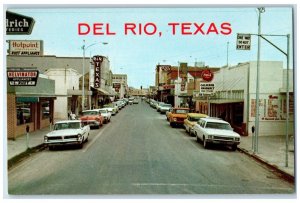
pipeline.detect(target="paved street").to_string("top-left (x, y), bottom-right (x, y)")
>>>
top-left (8, 101), bottom-right (294, 195)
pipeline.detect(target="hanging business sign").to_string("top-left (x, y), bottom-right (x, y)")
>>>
top-left (8, 40), bottom-right (43, 56)
top-left (7, 69), bottom-right (39, 86)
top-left (92, 55), bottom-right (103, 88)
top-left (200, 83), bottom-right (215, 94)
top-left (236, 33), bottom-right (251, 50)
top-left (6, 11), bottom-right (35, 35)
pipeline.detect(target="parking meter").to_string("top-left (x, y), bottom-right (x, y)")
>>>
top-left (26, 125), bottom-right (30, 149)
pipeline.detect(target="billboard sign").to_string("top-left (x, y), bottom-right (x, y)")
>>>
top-left (7, 69), bottom-right (39, 86)
top-left (8, 40), bottom-right (43, 56)
top-left (6, 11), bottom-right (35, 35)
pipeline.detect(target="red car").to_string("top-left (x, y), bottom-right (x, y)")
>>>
top-left (80, 109), bottom-right (104, 129)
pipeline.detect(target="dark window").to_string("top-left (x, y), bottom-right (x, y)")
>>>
top-left (16, 103), bottom-right (32, 125)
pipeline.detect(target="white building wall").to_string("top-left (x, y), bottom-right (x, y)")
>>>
top-left (45, 68), bottom-right (80, 119)
top-left (213, 61), bottom-right (294, 136)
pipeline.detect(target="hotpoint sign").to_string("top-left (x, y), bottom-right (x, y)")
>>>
top-left (6, 11), bottom-right (35, 35)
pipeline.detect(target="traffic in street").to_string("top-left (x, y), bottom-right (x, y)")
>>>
top-left (8, 99), bottom-right (294, 195)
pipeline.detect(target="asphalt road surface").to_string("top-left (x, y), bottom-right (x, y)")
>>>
top-left (8, 101), bottom-right (295, 196)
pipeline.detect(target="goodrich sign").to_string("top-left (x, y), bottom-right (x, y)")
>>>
top-left (6, 11), bottom-right (35, 35)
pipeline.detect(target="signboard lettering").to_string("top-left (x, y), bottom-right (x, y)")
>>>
top-left (92, 55), bottom-right (103, 88)
top-left (6, 11), bottom-right (35, 35)
top-left (7, 69), bottom-right (39, 86)
top-left (200, 83), bottom-right (215, 94)
top-left (236, 33), bottom-right (251, 50)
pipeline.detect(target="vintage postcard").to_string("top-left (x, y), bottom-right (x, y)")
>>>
top-left (4, 4), bottom-right (295, 198)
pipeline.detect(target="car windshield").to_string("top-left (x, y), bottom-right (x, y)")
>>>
top-left (175, 109), bottom-right (189, 114)
top-left (82, 111), bottom-right (98, 116)
top-left (54, 122), bottom-right (80, 130)
top-left (190, 117), bottom-right (201, 122)
top-left (99, 110), bottom-right (107, 114)
top-left (162, 104), bottom-right (172, 107)
top-left (205, 122), bottom-right (232, 130)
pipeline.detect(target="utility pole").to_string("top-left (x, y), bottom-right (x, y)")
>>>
top-left (254, 7), bottom-right (265, 153)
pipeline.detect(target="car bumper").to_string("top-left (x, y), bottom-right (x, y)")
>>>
top-left (206, 139), bottom-right (240, 145)
top-left (82, 120), bottom-right (100, 127)
top-left (44, 139), bottom-right (83, 146)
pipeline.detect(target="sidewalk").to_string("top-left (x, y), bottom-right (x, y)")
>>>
top-left (7, 126), bottom-right (52, 161)
top-left (238, 134), bottom-right (295, 179)
top-left (6, 128), bottom-right (295, 180)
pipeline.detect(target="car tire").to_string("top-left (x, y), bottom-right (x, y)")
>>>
top-left (170, 122), bottom-right (174, 128)
top-left (78, 141), bottom-right (83, 149)
top-left (49, 146), bottom-right (55, 151)
top-left (232, 144), bottom-right (237, 151)
top-left (195, 133), bottom-right (200, 143)
top-left (203, 137), bottom-right (209, 149)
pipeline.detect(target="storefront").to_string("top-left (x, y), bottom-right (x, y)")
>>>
top-left (7, 77), bottom-right (56, 139)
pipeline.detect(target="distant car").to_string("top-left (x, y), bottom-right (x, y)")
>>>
top-left (97, 108), bottom-right (112, 123)
top-left (166, 107), bottom-right (189, 127)
top-left (44, 120), bottom-right (90, 150)
top-left (158, 103), bottom-right (172, 114)
top-left (80, 109), bottom-right (104, 129)
top-left (193, 118), bottom-right (241, 150)
top-left (133, 98), bottom-right (139, 104)
top-left (183, 113), bottom-right (208, 136)
top-left (156, 102), bottom-right (165, 111)
top-left (103, 104), bottom-right (119, 114)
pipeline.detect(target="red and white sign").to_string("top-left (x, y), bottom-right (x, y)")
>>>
top-left (201, 69), bottom-right (214, 82)
top-left (8, 40), bottom-right (43, 56)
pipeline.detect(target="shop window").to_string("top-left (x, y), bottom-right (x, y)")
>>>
top-left (16, 103), bottom-right (32, 125)
top-left (42, 101), bottom-right (50, 119)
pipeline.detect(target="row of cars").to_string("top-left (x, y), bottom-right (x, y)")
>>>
top-left (148, 99), bottom-right (241, 151)
top-left (43, 98), bottom-right (132, 150)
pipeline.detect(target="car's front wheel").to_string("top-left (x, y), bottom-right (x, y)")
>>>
top-left (203, 137), bottom-right (209, 149)
top-left (232, 144), bottom-right (237, 151)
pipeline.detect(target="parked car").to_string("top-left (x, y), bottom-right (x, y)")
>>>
top-left (183, 113), bottom-right (208, 136)
top-left (128, 97), bottom-right (134, 105)
top-left (156, 102), bottom-right (165, 111)
top-left (44, 120), bottom-right (90, 150)
top-left (80, 109), bottom-right (104, 129)
top-left (97, 108), bottom-right (112, 123)
top-left (103, 103), bottom-right (119, 114)
top-left (166, 107), bottom-right (189, 127)
top-left (133, 98), bottom-right (139, 104)
top-left (158, 103), bottom-right (172, 114)
top-left (193, 117), bottom-right (241, 150)
top-left (150, 100), bottom-right (158, 108)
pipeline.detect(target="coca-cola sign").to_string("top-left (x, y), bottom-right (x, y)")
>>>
top-left (201, 69), bottom-right (214, 82)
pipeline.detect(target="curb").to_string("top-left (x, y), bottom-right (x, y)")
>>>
top-left (8, 144), bottom-right (46, 170)
top-left (237, 147), bottom-right (295, 183)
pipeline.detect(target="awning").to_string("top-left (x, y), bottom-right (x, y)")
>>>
top-left (67, 89), bottom-right (92, 96)
top-left (91, 86), bottom-right (112, 96)
top-left (209, 99), bottom-right (244, 104)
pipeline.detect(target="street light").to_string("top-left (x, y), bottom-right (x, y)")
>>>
top-left (81, 40), bottom-right (108, 111)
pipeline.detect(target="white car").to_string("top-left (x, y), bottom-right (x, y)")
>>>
top-left (44, 120), bottom-right (90, 150)
top-left (193, 118), bottom-right (241, 150)
top-left (97, 108), bottom-right (112, 123)
top-left (158, 103), bottom-right (172, 113)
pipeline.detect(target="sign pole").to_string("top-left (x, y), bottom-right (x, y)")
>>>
top-left (285, 34), bottom-right (290, 167)
top-left (254, 7), bottom-right (265, 153)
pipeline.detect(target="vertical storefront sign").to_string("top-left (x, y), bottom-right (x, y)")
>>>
top-left (92, 55), bottom-right (103, 88)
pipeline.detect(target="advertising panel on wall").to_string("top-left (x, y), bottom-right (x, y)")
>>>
top-left (8, 40), bottom-right (43, 56)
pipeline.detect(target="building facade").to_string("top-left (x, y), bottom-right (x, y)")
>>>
top-left (7, 75), bottom-right (56, 139)
top-left (112, 74), bottom-right (128, 98)
top-left (196, 61), bottom-right (294, 136)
